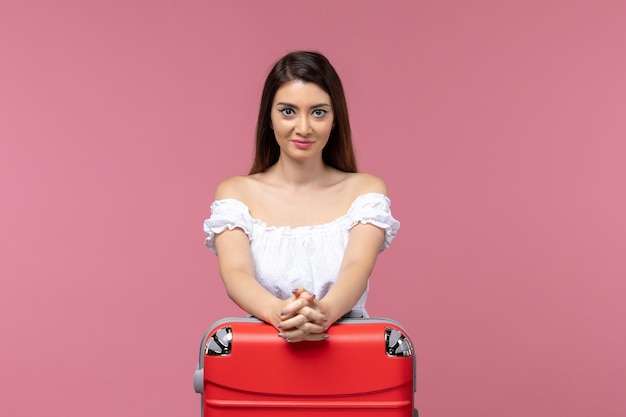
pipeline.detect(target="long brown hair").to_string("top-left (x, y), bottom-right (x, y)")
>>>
top-left (249, 51), bottom-right (357, 174)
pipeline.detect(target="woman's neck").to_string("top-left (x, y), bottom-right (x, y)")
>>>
top-left (267, 157), bottom-right (332, 191)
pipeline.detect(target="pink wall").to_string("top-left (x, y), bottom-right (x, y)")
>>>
top-left (1, 1), bottom-right (625, 416)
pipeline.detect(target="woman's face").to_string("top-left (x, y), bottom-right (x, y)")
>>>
top-left (270, 80), bottom-right (334, 162)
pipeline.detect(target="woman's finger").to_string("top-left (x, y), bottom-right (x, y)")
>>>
top-left (302, 332), bottom-right (329, 342)
top-left (279, 314), bottom-right (326, 334)
top-left (292, 287), bottom-right (316, 301)
top-left (297, 305), bottom-right (327, 325)
top-left (278, 322), bottom-right (328, 343)
top-left (278, 312), bottom-right (309, 331)
top-left (291, 287), bottom-right (305, 297)
top-left (280, 297), bottom-right (309, 318)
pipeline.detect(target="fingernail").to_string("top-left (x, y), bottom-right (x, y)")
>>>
top-left (323, 317), bottom-right (328, 322)
top-left (323, 326), bottom-right (328, 331)
top-left (292, 288), bottom-right (299, 293)
top-left (285, 339), bottom-right (292, 343)
top-left (280, 311), bottom-right (285, 316)
top-left (277, 323), bottom-right (282, 329)
top-left (324, 334), bottom-right (329, 339)
top-left (277, 333), bottom-right (284, 338)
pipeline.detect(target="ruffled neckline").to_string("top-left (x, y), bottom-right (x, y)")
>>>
top-left (214, 192), bottom-right (390, 233)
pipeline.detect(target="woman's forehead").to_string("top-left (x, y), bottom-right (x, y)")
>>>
top-left (273, 80), bottom-right (331, 105)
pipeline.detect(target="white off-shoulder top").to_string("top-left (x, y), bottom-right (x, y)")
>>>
top-left (203, 192), bottom-right (400, 316)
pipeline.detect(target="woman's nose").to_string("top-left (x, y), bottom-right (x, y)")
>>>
top-left (295, 116), bottom-right (312, 136)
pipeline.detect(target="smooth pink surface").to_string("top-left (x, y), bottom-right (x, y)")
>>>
top-left (1, 1), bottom-right (625, 416)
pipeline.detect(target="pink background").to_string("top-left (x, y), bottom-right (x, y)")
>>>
top-left (1, 1), bottom-right (625, 416)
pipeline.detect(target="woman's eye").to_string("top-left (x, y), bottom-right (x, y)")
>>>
top-left (312, 109), bottom-right (327, 117)
top-left (279, 108), bottom-right (295, 116)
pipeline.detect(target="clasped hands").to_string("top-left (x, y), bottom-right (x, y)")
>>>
top-left (276, 287), bottom-right (329, 343)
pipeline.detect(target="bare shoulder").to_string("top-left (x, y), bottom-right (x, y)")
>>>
top-left (214, 175), bottom-right (256, 201)
top-left (346, 172), bottom-right (389, 197)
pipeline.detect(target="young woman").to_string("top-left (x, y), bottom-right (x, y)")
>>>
top-left (204, 51), bottom-right (400, 343)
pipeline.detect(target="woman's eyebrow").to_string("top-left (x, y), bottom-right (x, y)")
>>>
top-left (275, 102), bottom-right (331, 109)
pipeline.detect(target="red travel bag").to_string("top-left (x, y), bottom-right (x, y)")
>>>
top-left (193, 315), bottom-right (417, 416)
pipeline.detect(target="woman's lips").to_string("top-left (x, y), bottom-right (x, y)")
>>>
top-left (292, 139), bottom-right (314, 149)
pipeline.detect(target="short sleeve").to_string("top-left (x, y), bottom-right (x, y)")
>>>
top-left (347, 193), bottom-right (400, 251)
top-left (203, 199), bottom-right (253, 254)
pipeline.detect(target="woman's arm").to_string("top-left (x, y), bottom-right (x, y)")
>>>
top-left (211, 177), bottom-right (287, 326)
top-left (319, 222), bottom-right (385, 323)
top-left (213, 228), bottom-right (284, 326)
